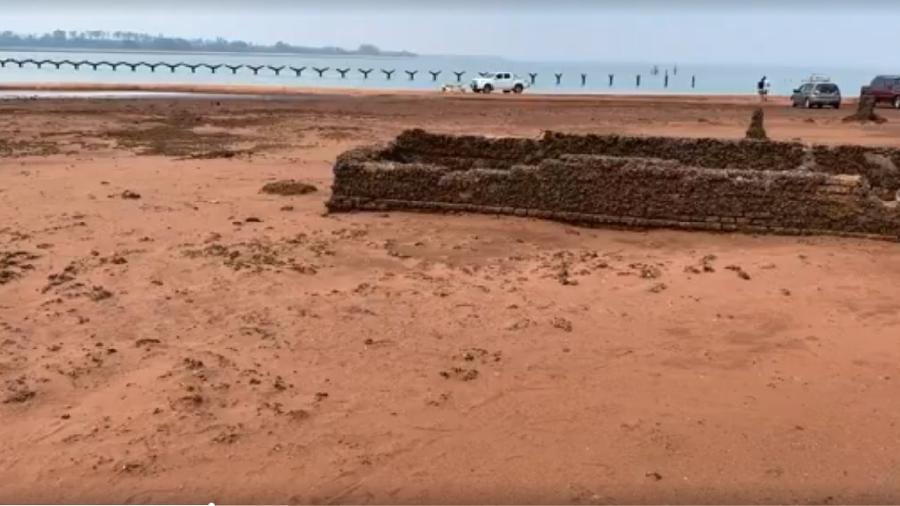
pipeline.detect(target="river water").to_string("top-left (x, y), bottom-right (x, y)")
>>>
top-left (0, 49), bottom-right (893, 96)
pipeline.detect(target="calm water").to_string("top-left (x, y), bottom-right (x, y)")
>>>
top-left (0, 49), bottom-right (894, 95)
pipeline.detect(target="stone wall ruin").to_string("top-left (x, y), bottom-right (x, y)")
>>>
top-left (327, 129), bottom-right (900, 240)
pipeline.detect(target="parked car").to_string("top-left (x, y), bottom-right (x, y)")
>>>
top-left (470, 72), bottom-right (527, 94)
top-left (791, 80), bottom-right (842, 109)
top-left (860, 75), bottom-right (900, 109)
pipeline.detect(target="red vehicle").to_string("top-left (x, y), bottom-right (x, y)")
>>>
top-left (860, 75), bottom-right (900, 109)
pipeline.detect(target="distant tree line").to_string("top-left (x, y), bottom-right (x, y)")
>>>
top-left (0, 29), bottom-right (416, 57)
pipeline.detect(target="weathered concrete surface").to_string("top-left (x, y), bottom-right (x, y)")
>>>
top-left (328, 129), bottom-right (900, 240)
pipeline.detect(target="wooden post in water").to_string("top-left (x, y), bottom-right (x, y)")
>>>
top-left (636, 74), bottom-right (641, 87)
top-left (609, 74), bottom-right (614, 87)
top-left (581, 73), bottom-right (587, 87)
top-left (429, 70), bottom-right (441, 81)
top-left (528, 73), bottom-right (537, 85)
top-left (555, 73), bottom-right (563, 85)
top-left (691, 75), bottom-right (696, 88)
top-left (290, 66), bottom-right (305, 77)
top-left (358, 68), bottom-right (373, 79)
top-left (336, 68), bottom-right (350, 79)
top-left (313, 67), bottom-right (329, 77)
top-left (405, 70), bottom-right (418, 81)
top-left (382, 69), bottom-right (395, 80)
top-left (453, 71), bottom-right (465, 82)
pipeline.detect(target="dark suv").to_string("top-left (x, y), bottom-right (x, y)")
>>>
top-left (860, 75), bottom-right (900, 109)
top-left (791, 82), bottom-right (841, 109)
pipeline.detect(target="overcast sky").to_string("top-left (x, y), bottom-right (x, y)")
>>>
top-left (4, 1), bottom-right (900, 66)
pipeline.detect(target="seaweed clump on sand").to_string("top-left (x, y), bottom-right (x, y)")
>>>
top-left (260, 180), bottom-right (318, 196)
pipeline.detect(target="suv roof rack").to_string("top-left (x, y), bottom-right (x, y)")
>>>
top-left (803, 74), bottom-right (831, 83)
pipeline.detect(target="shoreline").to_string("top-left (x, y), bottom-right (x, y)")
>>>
top-left (0, 46), bottom-right (417, 59)
top-left (0, 81), bottom-right (804, 105)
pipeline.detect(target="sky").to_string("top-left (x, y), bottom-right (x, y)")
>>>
top-left (3, 0), bottom-right (900, 66)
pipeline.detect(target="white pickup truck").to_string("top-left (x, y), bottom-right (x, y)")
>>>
top-left (470, 72), bottom-right (527, 94)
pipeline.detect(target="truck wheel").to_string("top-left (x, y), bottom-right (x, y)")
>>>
top-left (833, 102), bottom-right (841, 110)
top-left (804, 98), bottom-right (812, 109)
top-left (483, 84), bottom-right (493, 94)
top-left (894, 96), bottom-right (900, 109)
top-left (513, 84), bottom-right (524, 94)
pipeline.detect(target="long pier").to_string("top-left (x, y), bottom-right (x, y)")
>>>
top-left (0, 57), bottom-right (696, 89)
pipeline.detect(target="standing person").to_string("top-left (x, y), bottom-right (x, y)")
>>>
top-left (757, 75), bottom-right (770, 102)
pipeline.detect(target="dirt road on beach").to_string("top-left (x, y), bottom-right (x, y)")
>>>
top-left (2, 89), bottom-right (900, 504)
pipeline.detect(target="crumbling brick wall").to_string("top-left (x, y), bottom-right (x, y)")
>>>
top-left (810, 145), bottom-right (900, 198)
top-left (386, 129), bottom-right (900, 194)
top-left (328, 130), bottom-right (900, 240)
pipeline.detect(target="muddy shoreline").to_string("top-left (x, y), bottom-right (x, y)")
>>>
top-left (2, 93), bottom-right (900, 504)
